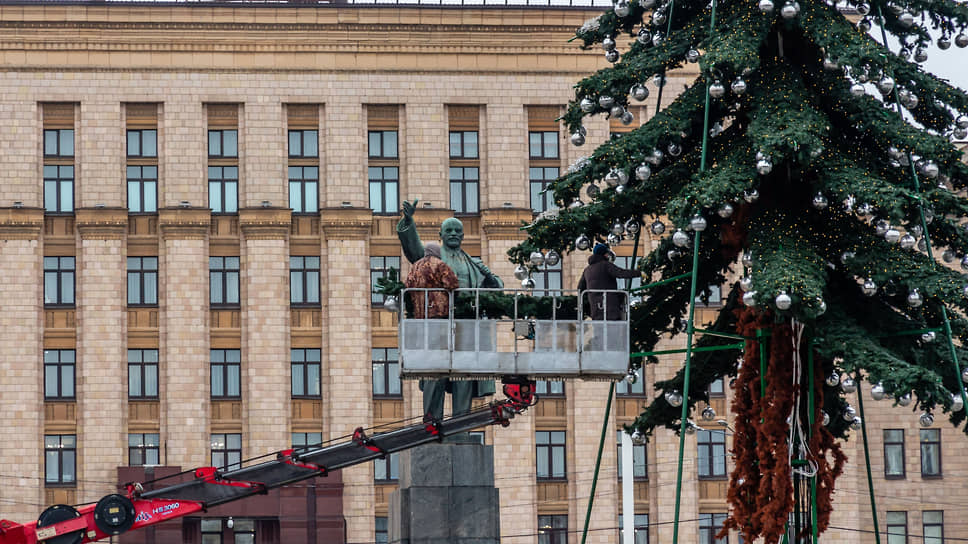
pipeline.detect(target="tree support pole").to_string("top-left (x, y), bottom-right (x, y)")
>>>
top-left (580, 383), bottom-right (615, 544)
top-left (854, 370), bottom-right (881, 544)
top-left (808, 344), bottom-right (818, 544)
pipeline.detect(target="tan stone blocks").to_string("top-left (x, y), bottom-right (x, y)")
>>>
top-left (242, 103), bottom-right (286, 208)
top-left (324, 103), bottom-right (365, 208)
top-left (162, 99), bottom-right (207, 208)
top-left (78, 101), bottom-right (123, 208)
top-left (484, 104), bottom-right (528, 210)
top-left (0, 101), bottom-right (40, 207)
top-left (403, 104), bottom-right (446, 209)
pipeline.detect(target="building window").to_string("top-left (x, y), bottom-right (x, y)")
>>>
top-left (44, 349), bottom-right (75, 400)
top-left (920, 429), bottom-right (941, 477)
top-left (884, 429), bottom-right (905, 478)
top-left (128, 433), bottom-right (160, 466)
top-left (368, 166), bottom-right (399, 215)
top-left (126, 166), bottom-right (158, 213)
top-left (708, 377), bottom-right (725, 397)
top-left (617, 374), bottom-right (645, 395)
top-left (697, 429), bottom-right (727, 478)
top-left (538, 515), bottom-right (567, 544)
top-left (696, 284), bottom-right (723, 306)
top-left (532, 260), bottom-right (562, 294)
top-left (529, 131), bottom-right (559, 159)
top-left (211, 349), bottom-right (241, 399)
top-left (368, 130), bottom-right (398, 159)
top-left (887, 511), bottom-right (907, 544)
top-left (291, 348), bottom-right (321, 398)
top-left (699, 513), bottom-right (728, 544)
top-left (288, 129), bottom-right (318, 158)
top-left (44, 129), bottom-right (74, 158)
top-left (923, 511), bottom-right (943, 544)
top-left (127, 129), bottom-right (157, 158)
top-left (612, 256), bottom-right (643, 301)
top-left (208, 129), bottom-right (238, 158)
top-left (372, 348), bottom-right (401, 398)
top-left (535, 380), bottom-right (564, 397)
top-left (232, 519), bottom-right (255, 544)
top-left (536, 430), bottom-right (566, 480)
top-left (617, 431), bottom-right (648, 480)
top-left (128, 348), bottom-right (159, 399)
top-left (375, 516), bottom-right (389, 544)
top-left (44, 434), bottom-right (76, 485)
top-left (210, 256), bottom-right (240, 307)
top-left (43, 165), bottom-right (74, 214)
top-left (127, 256), bottom-right (158, 306)
top-left (201, 519), bottom-right (222, 544)
top-left (449, 166), bottom-right (480, 214)
top-left (292, 432), bottom-right (322, 450)
top-left (288, 166), bottom-right (319, 214)
top-left (529, 166), bottom-right (558, 214)
top-left (370, 256), bottom-right (401, 306)
top-left (449, 130), bottom-right (478, 159)
top-left (619, 513), bottom-right (649, 544)
top-left (208, 166), bottom-right (239, 214)
top-left (374, 452), bottom-right (399, 482)
top-left (44, 256), bottom-right (75, 307)
top-left (290, 256), bottom-right (320, 306)
top-left (211, 433), bottom-right (242, 471)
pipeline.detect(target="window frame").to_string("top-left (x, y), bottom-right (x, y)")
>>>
top-left (698, 513), bottom-right (728, 544)
top-left (210, 349), bottom-right (242, 400)
top-left (288, 165), bottom-right (319, 214)
top-left (374, 452), bottom-right (399, 483)
top-left (922, 510), bottom-right (943, 544)
top-left (535, 380), bottom-right (564, 397)
top-left (375, 516), bottom-right (389, 544)
top-left (531, 260), bottom-right (563, 294)
top-left (44, 256), bottom-right (75, 307)
top-left (126, 165), bottom-right (158, 214)
top-left (43, 164), bottom-right (74, 214)
top-left (200, 518), bottom-right (223, 544)
top-left (538, 514), bottom-right (567, 544)
top-left (449, 130), bottom-right (479, 159)
top-left (44, 434), bottom-right (76, 486)
top-left (370, 256), bottom-right (401, 306)
top-left (210, 433), bottom-right (242, 471)
top-left (883, 429), bottom-right (906, 479)
top-left (127, 256), bottom-right (159, 306)
top-left (887, 511), bottom-right (908, 544)
top-left (128, 432), bottom-right (160, 466)
top-left (128, 348), bottom-right (159, 400)
top-left (208, 165), bottom-right (239, 215)
top-left (210, 256), bottom-right (241, 308)
top-left (616, 430), bottom-right (648, 481)
top-left (697, 429), bottom-right (728, 479)
top-left (919, 428), bottom-right (941, 478)
top-left (619, 513), bottom-right (649, 544)
top-left (208, 129), bottom-right (239, 159)
top-left (536, 430), bottom-right (567, 481)
top-left (44, 129), bottom-right (75, 158)
top-left (44, 349), bottom-right (75, 401)
top-left (368, 165), bottom-right (399, 215)
top-left (288, 129), bottom-right (319, 159)
top-left (291, 432), bottom-right (322, 450)
top-left (449, 166), bottom-right (480, 215)
top-left (290, 256), bottom-right (321, 306)
top-left (529, 165), bottom-right (559, 214)
top-left (126, 129), bottom-right (158, 158)
top-left (372, 348), bottom-right (402, 398)
top-left (368, 130), bottom-right (398, 159)
top-left (528, 131), bottom-right (559, 159)
top-left (291, 348), bottom-right (321, 399)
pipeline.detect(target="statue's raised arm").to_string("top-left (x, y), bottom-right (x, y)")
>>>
top-left (396, 199), bottom-right (425, 264)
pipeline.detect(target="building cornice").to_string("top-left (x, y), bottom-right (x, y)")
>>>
top-left (481, 207), bottom-right (534, 240)
top-left (75, 207), bottom-right (128, 240)
top-left (159, 207), bottom-right (211, 240)
top-left (239, 207), bottom-right (291, 240)
top-left (0, 207), bottom-right (44, 240)
top-left (320, 207), bottom-right (372, 240)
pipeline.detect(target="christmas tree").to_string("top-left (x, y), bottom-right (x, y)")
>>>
top-left (510, 0), bottom-right (968, 541)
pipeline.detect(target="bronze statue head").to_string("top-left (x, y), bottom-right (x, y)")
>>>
top-left (440, 217), bottom-right (464, 250)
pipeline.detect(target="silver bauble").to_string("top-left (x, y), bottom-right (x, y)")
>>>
top-left (667, 249), bottom-right (681, 261)
top-left (610, 105), bottom-right (625, 118)
top-left (709, 122), bottom-right (724, 138)
top-left (850, 416), bottom-right (863, 430)
top-left (625, 219), bottom-right (641, 235)
top-left (943, 249), bottom-right (956, 263)
top-left (668, 143), bottom-right (682, 157)
top-left (635, 163), bottom-right (652, 181)
top-left (665, 390), bottom-right (683, 407)
top-left (637, 28), bottom-right (652, 46)
top-left (605, 169), bottom-right (621, 188)
top-left (956, 114), bottom-right (968, 129)
top-left (514, 264), bottom-right (529, 281)
top-left (598, 95), bottom-right (615, 109)
top-left (529, 251), bottom-right (545, 267)
top-left (898, 392), bottom-right (912, 406)
top-left (522, 277), bottom-right (536, 289)
top-left (718, 203), bottom-right (735, 218)
top-left (640, 0), bottom-right (656, 8)
top-left (862, 279), bottom-right (877, 296)
top-left (884, 228), bottom-right (901, 243)
top-left (759, 0), bottom-right (775, 12)
top-left (812, 193), bottom-right (828, 209)
top-left (611, 221), bottom-right (625, 236)
top-left (917, 237), bottom-right (927, 252)
top-left (857, 202), bottom-right (873, 216)
top-left (383, 295), bottom-right (399, 313)
top-left (842, 405), bottom-right (856, 421)
top-left (742, 251), bottom-right (753, 267)
top-left (652, 148), bottom-right (665, 163)
top-left (545, 250), bottom-right (561, 267)
top-left (621, 111), bottom-right (635, 125)
top-left (952, 393), bottom-right (964, 412)
top-left (963, 366), bottom-right (968, 383)
top-left (840, 251), bottom-right (855, 264)
top-left (652, 32), bottom-right (664, 47)
top-left (630, 84), bottom-right (649, 102)
top-left (744, 188), bottom-right (760, 202)
top-left (780, 1), bottom-right (799, 19)
top-left (877, 76), bottom-right (895, 95)
top-left (701, 406), bottom-right (716, 421)
top-left (921, 331), bottom-right (936, 343)
top-left (684, 420), bottom-right (697, 434)
top-left (875, 219), bottom-right (890, 236)
top-left (871, 383), bottom-right (886, 401)
top-left (652, 10), bottom-right (667, 25)
top-left (822, 411), bottom-right (830, 426)
top-left (740, 277), bottom-right (753, 292)
top-left (914, 48), bottom-right (928, 62)
top-left (841, 377), bottom-right (857, 394)
top-left (858, 18), bottom-right (872, 32)
top-left (826, 372), bottom-right (840, 387)
top-left (775, 292), bottom-right (792, 310)
top-left (607, 232), bottom-right (622, 246)
top-left (650, 220), bottom-right (665, 235)
top-left (672, 230), bottom-right (690, 247)
top-left (956, 33), bottom-right (968, 48)
top-left (686, 49), bottom-right (701, 63)
top-left (580, 97), bottom-right (596, 113)
top-left (856, 2), bottom-right (870, 14)
top-left (907, 289), bottom-right (923, 307)
top-left (602, 35), bottom-right (616, 51)
top-left (919, 412), bottom-right (934, 427)
top-left (631, 430), bottom-right (646, 445)
top-left (938, 36), bottom-right (952, 49)
top-left (898, 11), bottom-right (914, 27)
top-left (731, 78), bottom-right (747, 95)
top-left (910, 225), bottom-right (922, 238)
top-left (823, 57), bottom-right (840, 71)
top-left (570, 131), bottom-right (586, 146)
top-left (575, 234), bottom-right (592, 251)
top-left (900, 233), bottom-right (916, 249)
top-left (625, 368), bottom-right (638, 384)
top-left (742, 290), bottom-right (757, 307)
top-left (954, 127), bottom-right (968, 140)
top-left (850, 83), bottom-right (865, 97)
top-left (756, 159), bottom-right (773, 175)
top-left (709, 80), bottom-right (726, 98)
top-left (690, 215), bottom-right (708, 232)
top-left (614, 0), bottom-right (631, 17)
top-left (922, 161), bottom-right (939, 178)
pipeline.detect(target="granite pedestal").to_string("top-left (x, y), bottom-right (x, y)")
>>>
top-left (389, 442), bottom-right (500, 544)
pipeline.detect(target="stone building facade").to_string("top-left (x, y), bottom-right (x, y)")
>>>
top-left (0, 2), bottom-right (964, 543)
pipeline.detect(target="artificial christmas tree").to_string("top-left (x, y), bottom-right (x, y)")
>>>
top-left (510, 0), bottom-right (968, 541)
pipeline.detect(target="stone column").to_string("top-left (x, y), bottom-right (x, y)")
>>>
top-left (0, 208), bottom-right (44, 521)
top-left (323, 104), bottom-right (365, 208)
top-left (569, 380), bottom-right (618, 544)
top-left (239, 207), bottom-right (291, 459)
top-left (321, 207), bottom-right (373, 543)
top-left (159, 208), bottom-right (211, 469)
top-left (242, 104), bottom-right (286, 209)
top-left (77, 101), bottom-right (123, 208)
top-left (75, 208), bottom-right (128, 504)
top-left (482, 104), bottom-right (527, 209)
top-left (162, 100), bottom-right (207, 208)
top-left (403, 104), bottom-right (447, 208)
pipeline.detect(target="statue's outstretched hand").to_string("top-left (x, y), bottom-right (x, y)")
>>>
top-left (401, 199), bottom-right (418, 220)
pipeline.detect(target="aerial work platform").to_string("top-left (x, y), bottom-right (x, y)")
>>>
top-left (399, 288), bottom-right (630, 380)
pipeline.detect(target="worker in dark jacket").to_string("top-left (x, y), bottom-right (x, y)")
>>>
top-left (577, 243), bottom-right (640, 320)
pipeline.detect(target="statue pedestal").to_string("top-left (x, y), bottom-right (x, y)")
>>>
top-left (389, 442), bottom-right (500, 544)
